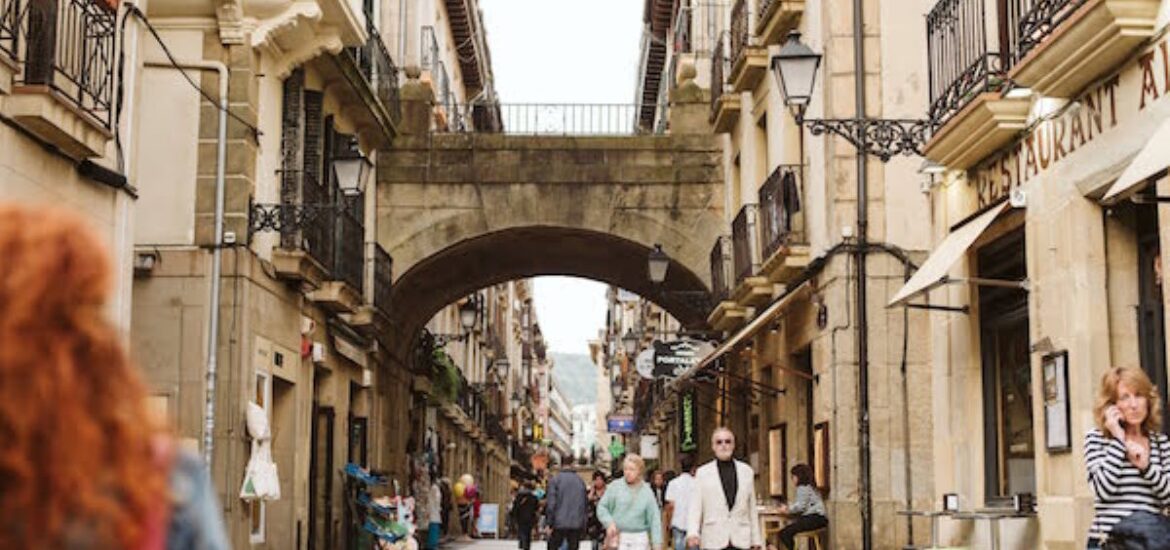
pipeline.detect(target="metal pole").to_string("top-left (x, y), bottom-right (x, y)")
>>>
top-left (143, 60), bottom-right (228, 470)
top-left (851, 0), bottom-right (873, 547)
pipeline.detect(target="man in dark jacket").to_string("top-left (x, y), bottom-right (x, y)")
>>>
top-left (512, 482), bottom-right (540, 550)
top-left (545, 456), bottom-right (589, 550)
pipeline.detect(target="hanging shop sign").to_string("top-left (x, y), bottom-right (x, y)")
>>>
top-left (679, 391), bottom-right (698, 453)
top-left (652, 339), bottom-right (716, 378)
top-left (606, 414), bottom-right (637, 434)
top-left (968, 33), bottom-right (1170, 214)
top-left (641, 435), bottom-right (659, 459)
top-left (635, 348), bottom-right (656, 379)
top-left (608, 437), bottom-right (626, 458)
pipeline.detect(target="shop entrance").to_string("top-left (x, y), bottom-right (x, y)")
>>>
top-left (977, 228), bottom-right (1034, 503)
top-left (1136, 205), bottom-right (1170, 430)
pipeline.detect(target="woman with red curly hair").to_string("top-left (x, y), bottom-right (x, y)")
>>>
top-left (0, 205), bottom-right (229, 549)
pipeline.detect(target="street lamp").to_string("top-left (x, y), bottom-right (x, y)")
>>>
top-left (769, 31), bottom-right (932, 161)
top-left (493, 358), bottom-right (510, 382)
top-left (771, 32), bottom-right (821, 123)
top-left (621, 328), bottom-right (639, 356)
top-left (459, 297), bottom-right (479, 331)
top-left (332, 136), bottom-right (372, 197)
top-left (648, 244), bottom-right (670, 284)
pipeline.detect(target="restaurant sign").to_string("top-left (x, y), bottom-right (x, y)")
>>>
top-left (970, 34), bottom-right (1170, 210)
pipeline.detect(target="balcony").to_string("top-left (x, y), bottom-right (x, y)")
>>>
top-left (1009, 0), bottom-right (1160, 98)
top-left (754, 0), bottom-right (804, 47)
top-left (330, 18), bottom-right (399, 148)
top-left (758, 164), bottom-right (810, 283)
top-left (348, 243), bottom-right (393, 338)
top-left (709, 34), bottom-right (741, 133)
top-left (0, 0), bottom-right (115, 158)
top-left (346, 22), bottom-right (400, 125)
top-left (728, 0), bottom-right (767, 92)
top-left (707, 236), bottom-right (749, 331)
top-left (731, 204), bottom-right (774, 308)
top-left (922, 0), bottom-right (1029, 169)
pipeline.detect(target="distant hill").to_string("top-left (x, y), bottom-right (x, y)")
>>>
top-left (550, 352), bottom-right (598, 406)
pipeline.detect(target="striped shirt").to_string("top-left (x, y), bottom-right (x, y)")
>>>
top-left (1084, 428), bottom-right (1170, 541)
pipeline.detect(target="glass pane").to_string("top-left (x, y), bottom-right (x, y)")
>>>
top-left (997, 318), bottom-right (1035, 496)
top-left (768, 427), bottom-right (785, 496)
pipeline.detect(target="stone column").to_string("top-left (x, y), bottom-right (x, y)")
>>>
top-left (398, 66), bottom-right (433, 136)
top-left (669, 60), bottom-right (712, 135)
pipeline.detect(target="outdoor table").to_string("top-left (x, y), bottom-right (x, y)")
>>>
top-left (757, 506), bottom-right (784, 545)
top-left (895, 509), bottom-right (950, 549)
top-left (949, 509), bottom-right (1035, 550)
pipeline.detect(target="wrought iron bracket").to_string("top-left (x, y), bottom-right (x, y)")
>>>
top-left (432, 332), bottom-right (470, 346)
top-left (800, 116), bottom-right (933, 162)
top-left (654, 289), bottom-right (717, 321)
top-left (248, 202), bottom-right (339, 239)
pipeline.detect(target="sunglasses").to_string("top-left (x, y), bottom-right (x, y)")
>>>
top-left (714, 439), bottom-right (733, 445)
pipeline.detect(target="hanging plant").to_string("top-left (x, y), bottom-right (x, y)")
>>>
top-left (431, 347), bottom-right (461, 402)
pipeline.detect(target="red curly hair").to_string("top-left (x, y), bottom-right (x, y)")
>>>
top-left (0, 204), bottom-right (168, 547)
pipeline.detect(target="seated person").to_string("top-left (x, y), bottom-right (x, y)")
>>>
top-left (777, 464), bottom-right (828, 550)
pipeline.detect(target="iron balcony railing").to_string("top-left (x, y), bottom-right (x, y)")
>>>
top-left (729, 0), bottom-right (750, 71)
top-left (1015, 0), bottom-right (1087, 61)
top-left (675, 2), bottom-right (729, 56)
top-left (334, 204), bottom-right (364, 294)
top-left (758, 164), bottom-right (804, 258)
top-left (731, 204), bottom-right (759, 285)
top-left (4, 0), bottom-right (116, 129)
top-left (347, 21), bottom-right (401, 124)
top-left (440, 103), bottom-right (663, 135)
top-left (710, 235), bottom-right (733, 302)
top-left (927, 0), bottom-right (1084, 125)
top-left (709, 32), bottom-right (728, 119)
top-left (372, 243), bottom-right (393, 317)
top-left (420, 25), bottom-right (439, 71)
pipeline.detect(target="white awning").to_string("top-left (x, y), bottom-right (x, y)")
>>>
top-left (1102, 117), bottom-right (1170, 203)
top-left (671, 281), bottom-right (813, 385)
top-left (888, 202), bottom-right (1010, 307)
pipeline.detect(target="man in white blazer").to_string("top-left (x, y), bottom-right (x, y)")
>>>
top-left (685, 428), bottom-right (762, 550)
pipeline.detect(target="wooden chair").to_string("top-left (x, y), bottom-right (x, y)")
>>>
top-left (792, 527), bottom-right (826, 550)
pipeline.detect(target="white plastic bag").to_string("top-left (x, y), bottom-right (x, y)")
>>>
top-left (240, 440), bottom-right (281, 501)
top-left (245, 401), bottom-right (270, 440)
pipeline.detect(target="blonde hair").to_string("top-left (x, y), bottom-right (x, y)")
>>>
top-left (623, 453), bottom-right (645, 474)
top-left (1094, 366), bottom-right (1163, 434)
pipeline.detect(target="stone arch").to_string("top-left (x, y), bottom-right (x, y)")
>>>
top-left (388, 226), bottom-right (714, 340)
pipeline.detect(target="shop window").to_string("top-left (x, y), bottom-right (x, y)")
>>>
top-left (977, 229), bottom-right (1034, 502)
top-left (812, 422), bottom-right (829, 493)
top-left (768, 423), bottom-right (787, 499)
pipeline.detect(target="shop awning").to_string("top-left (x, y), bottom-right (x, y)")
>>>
top-left (670, 281), bottom-right (813, 386)
top-left (1102, 117), bottom-right (1170, 203)
top-left (888, 202), bottom-right (1010, 307)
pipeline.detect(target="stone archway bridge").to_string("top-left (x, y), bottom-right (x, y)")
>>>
top-left (377, 67), bottom-right (725, 343)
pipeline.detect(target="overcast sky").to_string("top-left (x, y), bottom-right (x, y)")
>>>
top-left (480, 0), bottom-right (642, 355)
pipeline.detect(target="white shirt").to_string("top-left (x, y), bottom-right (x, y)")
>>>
top-left (664, 472), bottom-right (695, 530)
top-left (429, 483), bottom-right (443, 523)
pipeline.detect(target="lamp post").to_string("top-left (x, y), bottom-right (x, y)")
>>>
top-left (771, 24), bottom-right (931, 550)
top-left (432, 294), bottom-right (482, 345)
top-left (644, 243), bottom-right (716, 321)
top-left (621, 328), bottom-right (639, 356)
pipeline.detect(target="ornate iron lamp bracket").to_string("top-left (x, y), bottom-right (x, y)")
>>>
top-left (801, 117), bottom-right (934, 162)
top-left (248, 202), bottom-right (338, 238)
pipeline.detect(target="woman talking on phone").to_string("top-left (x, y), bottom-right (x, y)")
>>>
top-left (1084, 366), bottom-right (1170, 548)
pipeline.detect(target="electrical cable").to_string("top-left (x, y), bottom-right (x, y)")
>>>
top-left (122, 4), bottom-right (261, 141)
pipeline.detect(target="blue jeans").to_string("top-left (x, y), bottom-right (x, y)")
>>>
top-left (671, 528), bottom-right (687, 550)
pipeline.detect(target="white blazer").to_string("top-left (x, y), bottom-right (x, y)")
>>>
top-left (685, 460), bottom-right (762, 550)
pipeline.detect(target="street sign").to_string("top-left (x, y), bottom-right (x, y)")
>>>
top-left (477, 503), bottom-right (500, 537)
top-left (679, 391), bottom-right (698, 453)
top-left (652, 339), bottom-right (715, 378)
top-left (606, 415), bottom-right (636, 433)
top-left (641, 435), bottom-right (659, 459)
top-left (635, 348), bottom-right (655, 379)
top-left (608, 437), bottom-right (626, 457)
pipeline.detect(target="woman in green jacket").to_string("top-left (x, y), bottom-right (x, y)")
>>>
top-left (597, 454), bottom-right (663, 550)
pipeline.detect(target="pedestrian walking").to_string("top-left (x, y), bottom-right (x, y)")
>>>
top-left (428, 480), bottom-right (444, 550)
top-left (546, 456), bottom-right (590, 550)
top-left (1084, 366), bottom-right (1170, 548)
top-left (649, 469), bottom-right (667, 509)
top-left (776, 464), bottom-right (827, 550)
top-left (513, 481), bottom-right (540, 550)
top-left (597, 454), bottom-right (663, 550)
top-left (0, 205), bottom-right (229, 549)
top-left (586, 470), bottom-right (609, 550)
top-left (664, 455), bottom-right (697, 550)
top-left (685, 427), bottom-right (761, 550)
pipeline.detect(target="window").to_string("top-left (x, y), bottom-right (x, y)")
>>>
top-left (812, 422), bottom-right (829, 493)
top-left (977, 229), bottom-right (1034, 502)
top-left (768, 423), bottom-right (787, 498)
top-left (1136, 204), bottom-right (1170, 430)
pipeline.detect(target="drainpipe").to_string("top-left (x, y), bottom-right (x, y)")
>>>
top-left (850, 0), bottom-right (873, 547)
top-left (145, 59), bottom-right (229, 470)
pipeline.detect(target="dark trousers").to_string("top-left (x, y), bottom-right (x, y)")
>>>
top-left (517, 523), bottom-right (534, 550)
top-left (549, 528), bottom-right (583, 550)
top-left (778, 514), bottom-right (828, 550)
